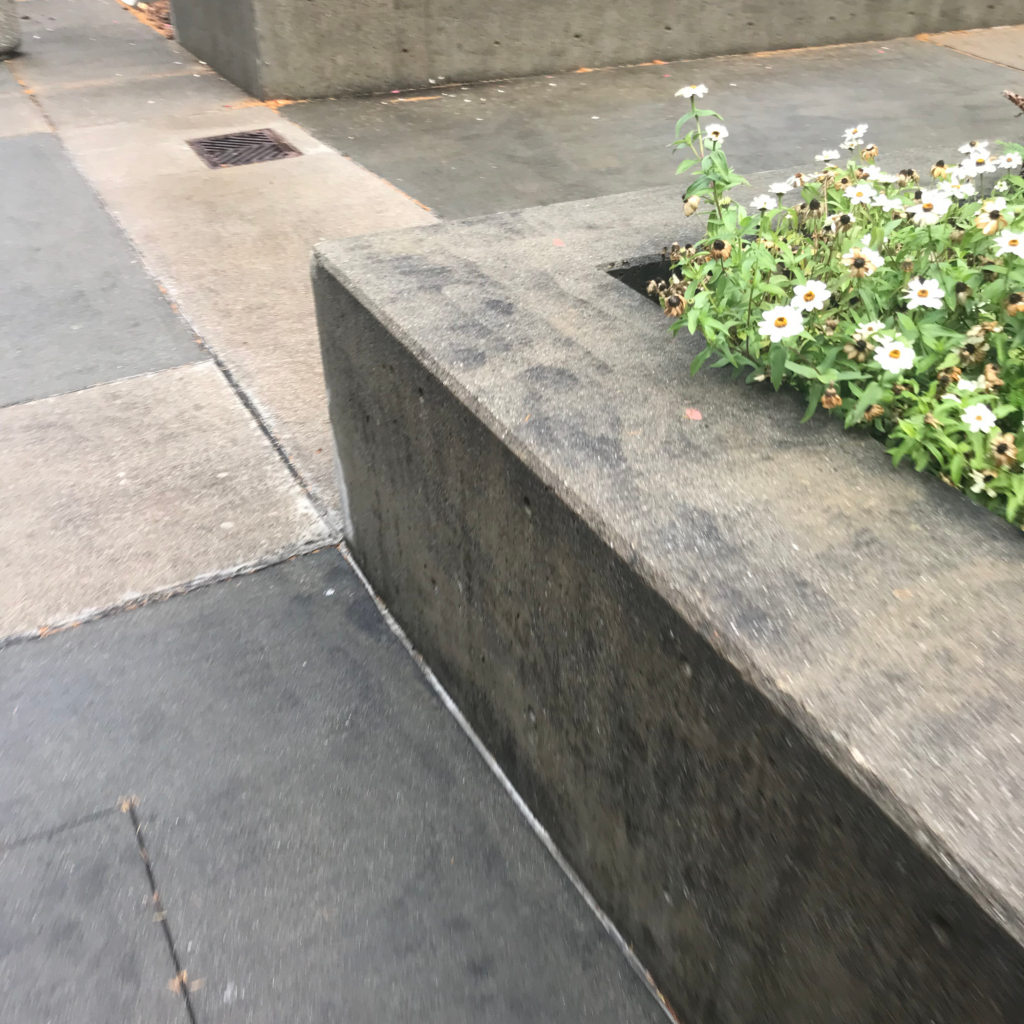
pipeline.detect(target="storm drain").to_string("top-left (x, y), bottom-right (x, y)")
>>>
top-left (187, 129), bottom-right (301, 169)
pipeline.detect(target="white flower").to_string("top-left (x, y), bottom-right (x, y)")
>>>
top-left (675, 84), bottom-right (708, 98)
top-left (750, 194), bottom-right (778, 211)
top-left (844, 183), bottom-right (877, 205)
top-left (770, 181), bottom-right (793, 195)
top-left (997, 151), bottom-right (1023, 170)
top-left (959, 154), bottom-right (998, 177)
top-left (937, 178), bottom-right (976, 198)
top-left (958, 139), bottom-right (990, 155)
top-left (815, 149), bottom-right (840, 162)
top-left (904, 277), bottom-right (945, 310)
top-left (853, 320), bottom-right (885, 342)
top-left (843, 124), bottom-right (868, 143)
top-left (864, 166), bottom-right (898, 183)
top-left (994, 230), bottom-right (1024, 257)
top-left (970, 470), bottom-right (998, 497)
top-left (907, 191), bottom-right (952, 225)
top-left (791, 279), bottom-right (832, 312)
top-left (956, 377), bottom-right (980, 393)
top-left (873, 193), bottom-right (904, 212)
top-left (786, 172), bottom-right (812, 189)
top-left (873, 337), bottom-right (916, 373)
top-left (983, 196), bottom-right (1007, 212)
top-left (704, 123), bottom-right (729, 144)
top-left (841, 246), bottom-right (884, 275)
top-left (757, 305), bottom-right (804, 343)
top-left (961, 404), bottom-right (997, 433)
top-left (994, 179), bottom-right (1011, 193)
top-left (941, 393), bottom-right (962, 403)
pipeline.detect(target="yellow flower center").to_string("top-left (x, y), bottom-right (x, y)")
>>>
top-left (917, 289), bottom-right (928, 297)
top-left (922, 203), bottom-right (934, 211)
top-left (803, 291), bottom-right (814, 301)
top-left (1010, 239), bottom-right (1020, 248)
top-left (774, 316), bottom-right (788, 328)
top-left (888, 348), bottom-right (900, 359)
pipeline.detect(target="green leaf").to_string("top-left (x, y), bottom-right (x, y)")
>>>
top-left (769, 342), bottom-right (788, 390)
top-left (692, 108), bottom-right (722, 119)
top-left (896, 312), bottom-right (918, 339)
top-left (851, 381), bottom-right (885, 424)
top-left (801, 383), bottom-right (825, 423)
top-left (949, 451), bottom-right (966, 486)
top-left (675, 158), bottom-right (698, 175)
top-left (689, 346), bottom-right (714, 376)
top-left (785, 360), bottom-right (821, 380)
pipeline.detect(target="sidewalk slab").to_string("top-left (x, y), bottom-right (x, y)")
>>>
top-left (60, 109), bottom-right (435, 517)
top-left (0, 361), bottom-right (328, 640)
top-left (0, 64), bottom-right (49, 138)
top-left (0, 131), bottom-right (205, 408)
top-left (286, 36), bottom-right (1024, 218)
top-left (0, 550), bottom-right (665, 1024)
top-left (0, 814), bottom-right (185, 1024)
top-left (928, 24), bottom-right (1024, 72)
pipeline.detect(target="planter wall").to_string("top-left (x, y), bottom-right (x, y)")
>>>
top-left (312, 182), bottom-right (1024, 1021)
top-left (171, 0), bottom-right (1022, 100)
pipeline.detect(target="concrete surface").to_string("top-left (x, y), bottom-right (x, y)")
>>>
top-left (0, 361), bottom-right (327, 639)
top-left (287, 35), bottom-right (1024, 219)
top-left (0, 550), bottom-right (666, 1024)
top-left (0, 130), bottom-right (206, 408)
top-left (929, 23), bottom-right (1024, 72)
top-left (0, 0), bottom-right (19, 56)
top-left (313, 182), bottom-right (1024, 1021)
top-left (172, 0), bottom-right (1022, 100)
top-left (10, 0), bottom-right (436, 521)
top-left (0, 814), bottom-right (186, 1024)
top-left (0, 64), bottom-right (48, 137)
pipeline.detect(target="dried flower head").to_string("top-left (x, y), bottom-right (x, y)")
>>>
top-left (931, 160), bottom-right (950, 179)
top-left (898, 168), bottom-right (920, 185)
top-left (960, 339), bottom-right (990, 363)
top-left (821, 385), bottom-right (843, 409)
top-left (710, 238), bottom-right (732, 260)
top-left (983, 363), bottom-right (1005, 389)
top-left (843, 338), bottom-right (874, 362)
top-left (954, 281), bottom-right (972, 305)
top-left (975, 207), bottom-right (1008, 236)
top-left (991, 432), bottom-right (1018, 467)
top-left (860, 144), bottom-right (879, 162)
top-left (863, 403), bottom-right (885, 421)
top-left (936, 366), bottom-right (962, 388)
top-left (1007, 292), bottom-right (1024, 316)
top-left (663, 294), bottom-right (686, 318)
top-left (683, 194), bottom-right (701, 216)
top-left (841, 247), bottom-right (885, 277)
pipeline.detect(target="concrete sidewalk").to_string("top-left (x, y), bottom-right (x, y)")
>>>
top-left (2, 2), bottom-right (1024, 1020)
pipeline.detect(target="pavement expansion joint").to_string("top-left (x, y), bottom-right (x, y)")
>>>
top-left (123, 798), bottom-right (200, 1024)
top-left (0, 806), bottom-right (121, 852)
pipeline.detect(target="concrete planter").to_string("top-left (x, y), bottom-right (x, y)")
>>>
top-left (171, 0), bottom-right (1022, 100)
top-left (0, 0), bottom-right (20, 57)
top-left (313, 182), bottom-right (1024, 1021)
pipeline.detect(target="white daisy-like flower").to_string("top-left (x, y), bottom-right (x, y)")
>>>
top-left (962, 404), bottom-right (997, 433)
top-left (873, 193), bottom-right (904, 212)
top-left (843, 124), bottom-right (868, 143)
top-left (863, 166), bottom-right (898, 183)
top-left (853, 320), bottom-right (885, 342)
top-left (906, 191), bottom-right (952, 225)
top-left (675, 84), bottom-right (708, 98)
top-left (994, 230), bottom-right (1024, 257)
top-left (956, 377), bottom-right (980, 393)
top-left (941, 393), bottom-right (962, 403)
top-left (770, 181), bottom-right (793, 195)
top-left (750, 194), bottom-right (778, 211)
top-left (873, 336), bottom-right (916, 373)
top-left (970, 470), bottom-right (998, 497)
top-left (844, 183), bottom-right (877, 205)
top-left (959, 140), bottom-right (990, 155)
top-left (937, 178), bottom-right (976, 198)
top-left (997, 151), bottom-right (1023, 170)
top-left (704, 123), bottom-right (729, 144)
top-left (983, 197), bottom-right (1007, 213)
top-left (994, 179), bottom-right (1011, 194)
top-left (791, 279), bottom-right (832, 312)
top-left (959, 154), bottom-right (999, 177)
top-left (757, 305), bottom-right (804, 343)
top-left (904, 277), bottom-right (945, 310)
top-left (815, 149), bottom-right (840, 163)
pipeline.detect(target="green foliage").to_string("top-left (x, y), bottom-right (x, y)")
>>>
top-left (661, 100), bottom-right (1024, 527)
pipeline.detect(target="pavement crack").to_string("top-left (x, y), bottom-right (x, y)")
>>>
top-left (122, 799), bottom-right (199, 1024)
top-left (0, 806), bottom-right (120, 851)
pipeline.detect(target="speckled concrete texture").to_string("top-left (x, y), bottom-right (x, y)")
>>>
top-left (313, 179), bottom-right (1024, 1021)
top-left (0, 361), bottom-right (327, 639)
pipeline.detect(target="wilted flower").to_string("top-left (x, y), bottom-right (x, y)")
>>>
top-left (931, 160), bottom-right (951, 179)
top-left (683, 194), bottom-right (701, 216)
top-left (843, 337), bottom-right (874, 362)
top-left (663, 294), bottom-right (686, 317)
top-left (1007, 292), bottom-right (1024, 316)
top-left (758, 305), bottom-right (804, 343)
top-left (982, 363), bottom-right (1005, 390)
top-left (991, 432), bottom-right (1018, 467)
top-left (841, 246), bottom-right (885, 277)
top-left (821, 385), bottom-right (842, 409)
top-left (955, 282), bottom-right (973, 305)
top-left (897, 168), bottom-right (920, 185)
top-left (873, 336), bottom-right (916, 373)
top-left (861, 144), bottom-right (879, 161)
top-left (787, 172), bottom-right (812, 188)
top-left (675, 84), bottom-right (708, 98)
top-left (709, 238), bottom-right (732, 259)
top-left (826, 212), bottom-right (855, 233)
top-left (960, 337), bottom-right (990, 363)
top-left (863, 404), bottom-right (885, 421)
top-left (976, 198), bottom-right (1008, 235)
top-left (904, 277), bottom-right (945, 310)
top-left (970, 469), bottom-right (998, 496)
top-left (791, 279), bottom-right (832, 312)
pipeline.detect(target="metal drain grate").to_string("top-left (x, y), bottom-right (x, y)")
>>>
top-left (187, 129), bottom-right (301, 169)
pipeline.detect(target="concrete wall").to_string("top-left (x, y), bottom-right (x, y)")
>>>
top-left (173, 0), bottom-right (1023, 100)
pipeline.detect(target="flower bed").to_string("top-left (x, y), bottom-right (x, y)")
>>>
top-left (658, 86), bottom-right (1024, 525)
